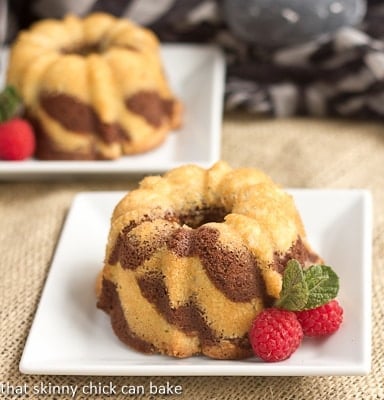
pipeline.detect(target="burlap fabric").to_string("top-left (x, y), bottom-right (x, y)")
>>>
top-left (0, 115), bottom-right (383, 399)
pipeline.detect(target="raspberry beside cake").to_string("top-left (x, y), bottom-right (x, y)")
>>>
top-left (97, 161), bottom-right (321, 359)
top-left (6, 13), bottom-right (182, 160)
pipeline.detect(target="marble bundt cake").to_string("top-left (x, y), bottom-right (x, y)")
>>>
top-left (7, 13), bottom-right (182, 160)
top-left (97, 161), bottom-right (321, 359)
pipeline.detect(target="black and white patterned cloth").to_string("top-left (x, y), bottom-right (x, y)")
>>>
top-left (6, 0), bottom-right (384, 119)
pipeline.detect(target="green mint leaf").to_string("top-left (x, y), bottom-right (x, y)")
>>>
top-left (0, 85), bottom-right (22, 123)
top-left (303, 264), bottom-right (339, 309)
top-left (275, 259), bottom-right (309, 311)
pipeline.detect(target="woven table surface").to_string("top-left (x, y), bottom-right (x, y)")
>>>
top-left (0, 114), bottom-right (383, 399)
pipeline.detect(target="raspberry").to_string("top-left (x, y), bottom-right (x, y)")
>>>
top-left (249, 308), bottom-right (303, 362)
top-left (295, 299), bottom-right (343, 337)
top-left (0, 118), bottom-right (35, 161)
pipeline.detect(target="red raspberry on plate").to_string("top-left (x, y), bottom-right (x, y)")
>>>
top-left (0, 118), bottom-right (35, 161)
top-left (295, 299), bottom-right (344, 337)
top-left (249, 308), bottom-right (303, 362)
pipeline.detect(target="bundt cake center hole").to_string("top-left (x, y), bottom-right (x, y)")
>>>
top-left (178, 206), bottom-right (228, 229)
top-left (61, 42), bottom-right (108, 56)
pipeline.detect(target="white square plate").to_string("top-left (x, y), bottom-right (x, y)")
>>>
top-left (20, 189), bottom-right (372, 376)
top-left (0, 45), bottom-right (224, 180)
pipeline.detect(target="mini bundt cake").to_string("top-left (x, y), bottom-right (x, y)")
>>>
top-left (97, 161), bottom-right (321, 359)
top-left (6, 13), bottom-right (182, 160)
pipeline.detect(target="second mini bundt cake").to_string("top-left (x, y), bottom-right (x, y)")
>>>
top-left (97, 161), bottom-right (321, 359)
top-left (7, 13), bottom-right (182, 160)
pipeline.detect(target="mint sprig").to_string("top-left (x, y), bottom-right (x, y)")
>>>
top-left (0, 85), bottom-right (22, 123)
top-left (303, 264), bottom-right (339, 309)
top-left (275, 259), bottom-right (339, 311)
top-left (275, 260), bottom-right (308, 310)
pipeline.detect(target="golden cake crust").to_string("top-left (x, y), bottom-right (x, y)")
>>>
top-left (7, 13), bottom-right (182, 160)
top-left (97, 161), bottom-right (321, 359)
